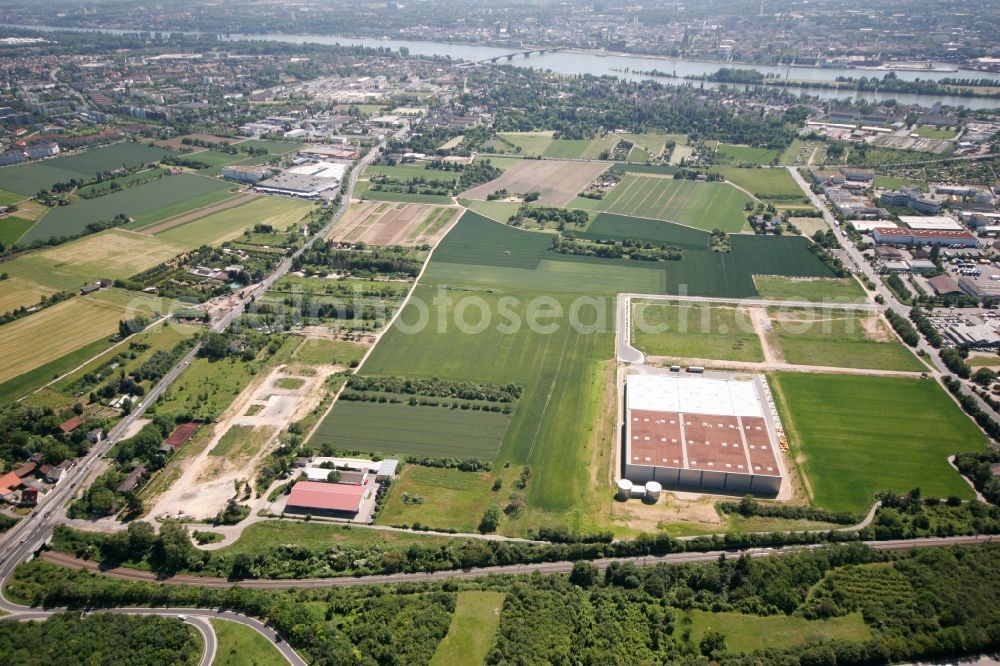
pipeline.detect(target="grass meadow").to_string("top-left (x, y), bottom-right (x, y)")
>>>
top-left (769, 307), bottom-right (923, 371)
top-left (771, 372), bottom-right (987, 513)
top-left (753, 276), bottom-right (868, 303)
top-left (714, 144), bottom-right (780, 165)
top-left (496, 131), bottom-right (554, 156)
top-left (155, 197), bottom-right (313, 247)
top-left (376, 465), bottom-right (525, 533)
top-left (430, 592), bottom-right (506, 666)
top-left (711, 167), bottom-right (809, 203)
top-left (631, 301), bottom-right (764, 362)
top-left (681, 609), bottom-right (871, 652)
top-left (210, 619), bottom-right (286, 666)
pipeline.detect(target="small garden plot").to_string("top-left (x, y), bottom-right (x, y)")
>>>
top-left (769, 307), bottom-right (923, 371)
top-left (631, 301), bottom-right (764, 362)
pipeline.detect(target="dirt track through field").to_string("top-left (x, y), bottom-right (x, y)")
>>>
top-left (140, 192), bottom-right (258, 236)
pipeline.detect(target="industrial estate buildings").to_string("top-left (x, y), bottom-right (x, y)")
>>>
top-left (622, 374), bottom-right (784, 495)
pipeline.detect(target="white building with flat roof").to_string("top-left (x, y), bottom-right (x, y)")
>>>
top-left (898, 215), bottom-right (963, 231)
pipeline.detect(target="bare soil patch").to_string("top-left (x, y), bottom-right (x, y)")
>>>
top-left (461, 159), bottom-right (609, 206)
top-left (145, 364), bottom-right (338, 520)
top-left (328, 202), bottom-right (459, 246)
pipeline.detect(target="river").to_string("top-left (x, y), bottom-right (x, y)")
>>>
top-left (5, 23), bottom-right (1000, 109)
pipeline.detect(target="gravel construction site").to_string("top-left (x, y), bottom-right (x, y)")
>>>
top-left (145, 364), bottom-right (340, 521)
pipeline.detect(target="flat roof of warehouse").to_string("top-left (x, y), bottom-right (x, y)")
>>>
top-left (627, 374), bottom-right (763, 417)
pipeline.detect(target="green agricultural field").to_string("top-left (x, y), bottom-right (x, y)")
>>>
top-left (581, 135), bottom-right (622, 159)
top-left (354, 286), bottom-right (611, 518)
top-left (0, 289), bottom-right (174, 385)
top-left (155, 197), bottom-right (313, 247)
top-left (771, 372), bottom-right (987, 512)
top-left (178, 149), bottom-right (243, 168)
top-left (497, 131), bottom-right (554, 156)
top-left (0, 189), bottom-right (24, 206)
top-left (542, 139), bottom-right (593, 159)
top-left (429, 211), bottom-right (831, 297)
top-left (312, 401), bottom-right (511, 459)
top-left (631, 301), bottom-right (764, 362)
top-left (627, 146), bottom-right (651, 163)
top-left (211, 619), bottom-right (286, 666)
top-left (0, 215), bottom-right (34, 246)
top-left (430, 591), bottom-right (506, 666)
top-left (714, 143), bottom-right (780, 165)
top-left (362, 190), bottom-right (454, 205)
top-left (753, 276), bottom-right (868, 302)
top-left (681, 609), bottom-right (871, 653)
top-left (460, 199), bottom-right (522, 222)
top-left (293, 337), bottom-right (366, 366)
top-left (769, 307), bottom-right (923, 371)
top-left (5, 229), bottom-right (185, 290)
top-left (474, 155), bottom-right (523, 171)
top-left (0, 143), bottom-right (178, 196)
top-left (125, 188), bottom-right (240, 230)
top-left (600, 175), bottom-right (751, 232)
top-left (20, 174), bottom-right (232, 244)
top-left (712, 167), bottom-right (808, 203)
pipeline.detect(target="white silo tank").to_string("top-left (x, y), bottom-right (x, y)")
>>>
top-left (616, 478), bottom-right (633, 500)
top-left (644, 481), bottom-right (662, 501)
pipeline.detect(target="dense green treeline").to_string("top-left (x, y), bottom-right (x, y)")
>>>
top-left (10, 544), bottom-right (1000, 665)
top-left (0, 612), bottom-right (200, 665)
